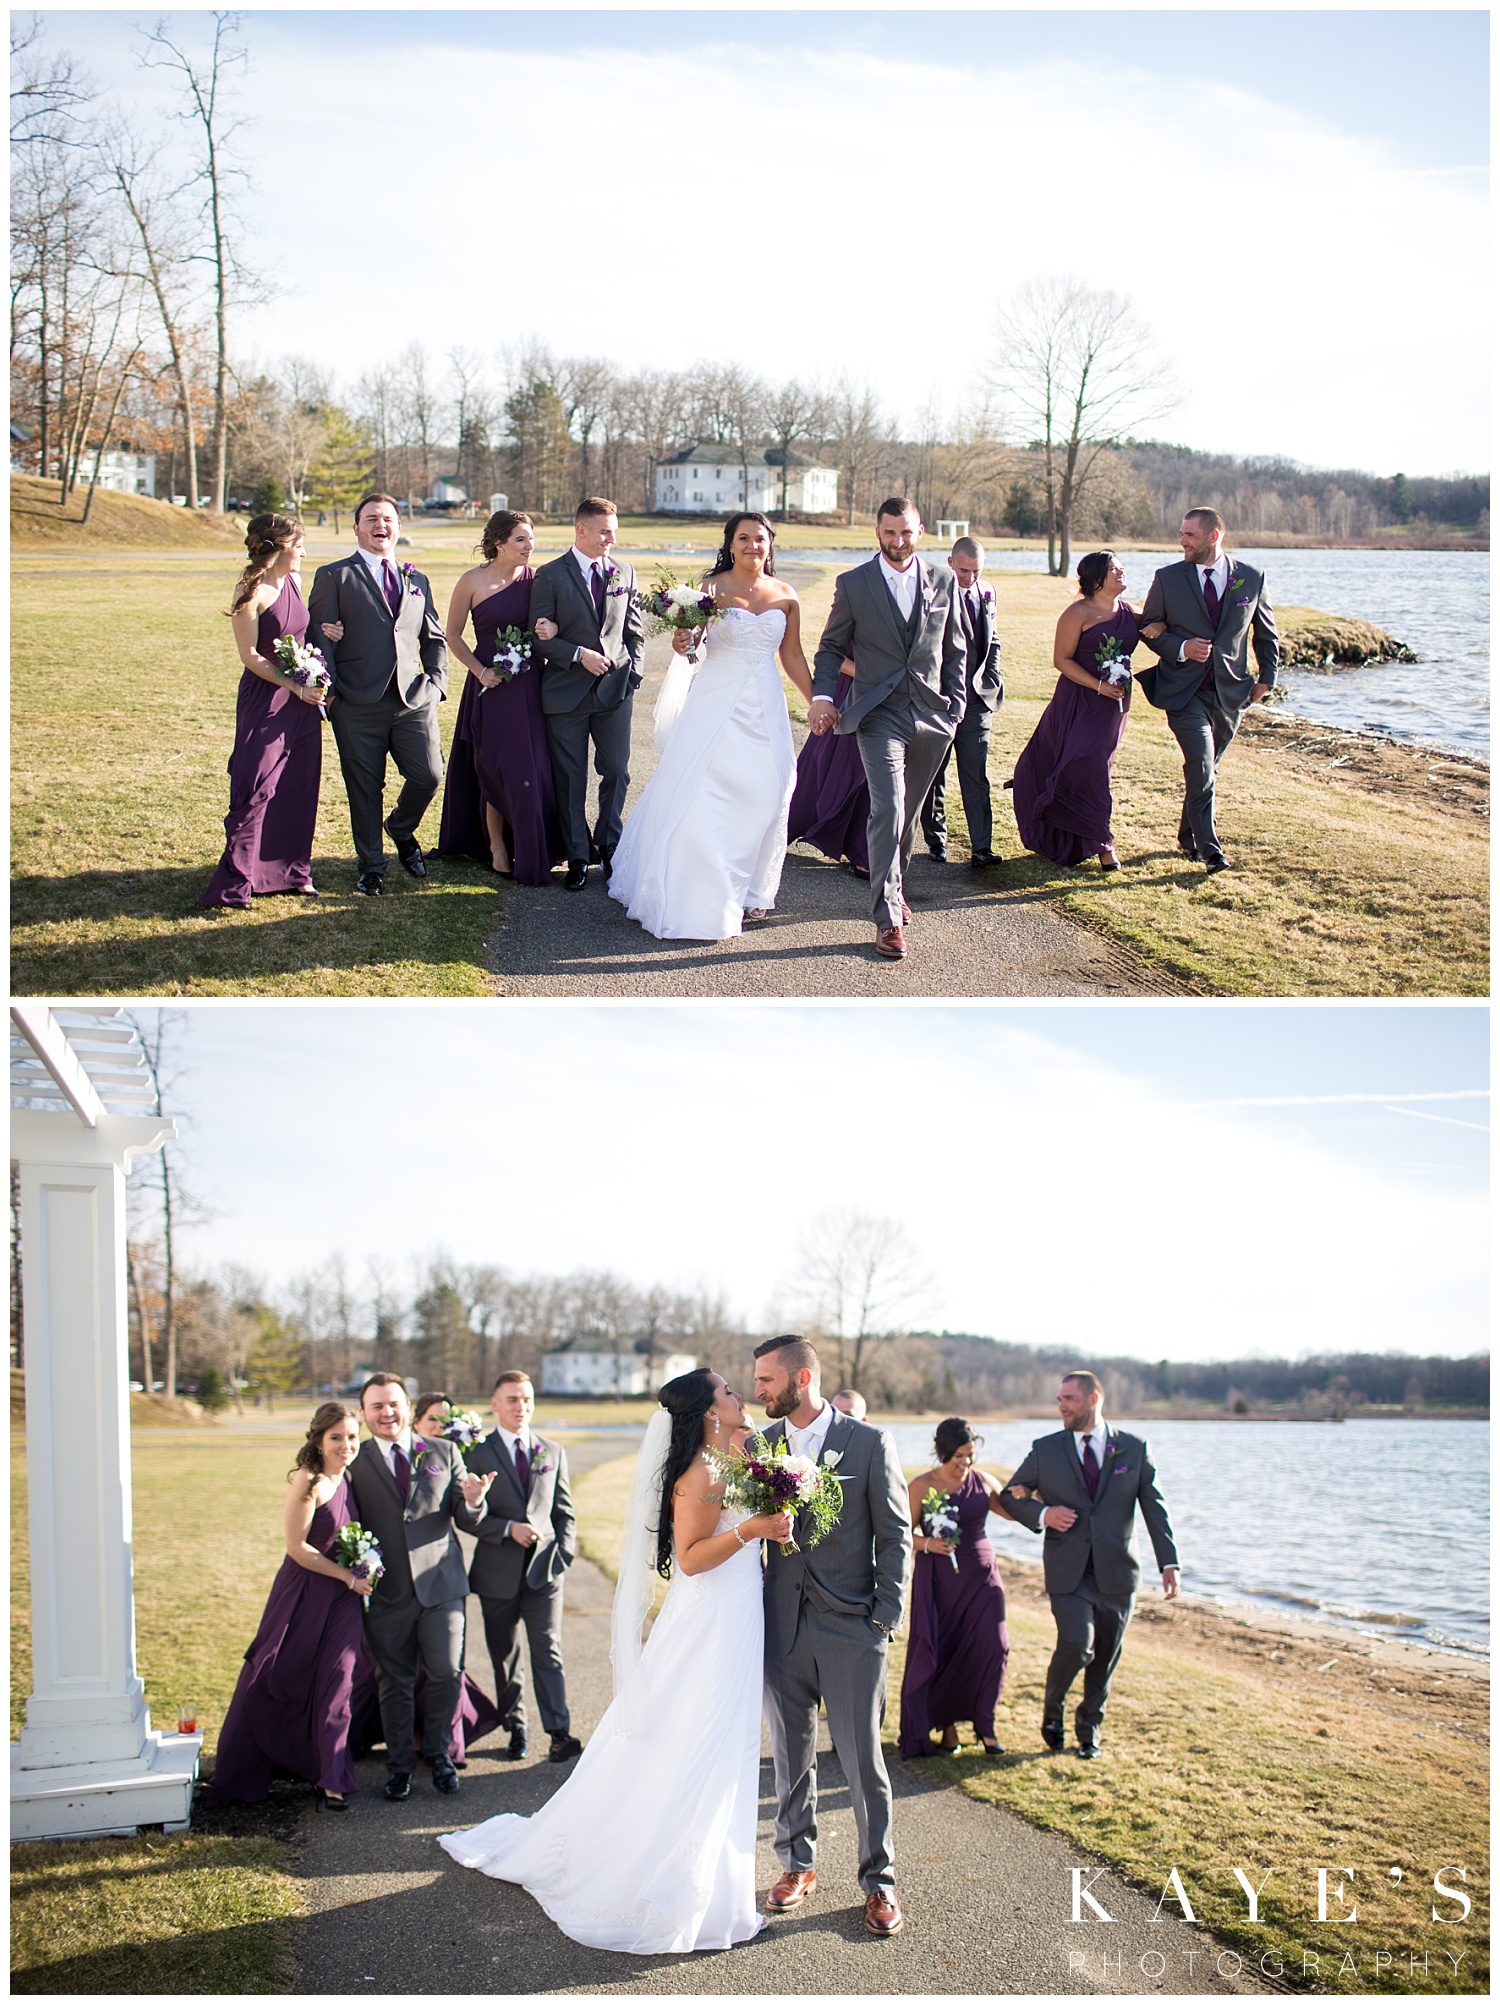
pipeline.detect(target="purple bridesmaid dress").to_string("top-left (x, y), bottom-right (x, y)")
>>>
top-left (211, 1475), bottom-right (363, 1802)
top-left (786, 670), bottom-right (871, 872)
top-left (1010, 603), bottom-right (1135, 866)
top-left (436, 567), bottom-right (565, 885)
top-left (201, 575), bottom-right (322, 906)
top-left (899, 1472), bottom-right (1010, 1757)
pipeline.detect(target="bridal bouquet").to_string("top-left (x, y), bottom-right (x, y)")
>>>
top-left (436, 1403), bottom-right (485, 1451)
top-left (707, 1432), bottom-right (844, 1555)
top-left (273, 634), bottom-right (332, 696)
top-left (642, 572), bottom-right (721, 662)
top-left (333, 1521), bottom-right (385, 1588)
top-left (919, 1487), bottom-right (962, 1572)
top-left (487, 625), bottom-right (536, 681)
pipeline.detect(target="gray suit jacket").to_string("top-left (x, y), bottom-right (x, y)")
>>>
top-left (761, 1410), bottom-right (911, 1655)
top-left (959, 583), bottom-right (1003, 715)
top-left (1136, 558), bottom-right (1278, 712)
top-left (530, 550), bottom-right (646, 715)
top-left (464, 1429), bottom-right (576, 1599)
top-left (997, 1424), bottom-right (1177, 1601)
top-left (347, 1434), bottom-right (487, 1610)
top-left (306, 553), bottom-right (448, 708)
top-left (812, 555), bottom-right (968, 734)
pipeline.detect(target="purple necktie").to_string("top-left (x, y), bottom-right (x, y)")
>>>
top-left (392, 1442), bottom-right (410, 1503)
top-left (1202, 570), bottom-right (1221, 628)
top-left (590, 563), bottom-right (606, 623)
top-left (1081, 1438), bottom-right (1100, 1501)
top-left (514, 1440), bottom-right (530, 1490)
top-left (382, 559), bottom-right (402, 619)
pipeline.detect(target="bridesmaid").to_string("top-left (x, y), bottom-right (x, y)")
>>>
top-left (899, 1417), bottom-right (1011, 1760)
top-left (212, 1402), bottom-right (373, 1810)
top-left (1009, 551), bottom-right (1162, 871)
top-left (201, 513), bottom-right (326, 908)
top-left (786, 665), bottom-right (871, 878)
top-left (436, 509), bottom-right (565, 883)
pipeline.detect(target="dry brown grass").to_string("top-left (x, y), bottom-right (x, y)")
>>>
top-left (10, 474), bottom-right (247, 550)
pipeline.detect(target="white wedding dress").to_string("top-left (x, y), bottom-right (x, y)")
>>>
top-left (437, 1506), bottom-right (766, 1955)
top-left (608, 607), bottom-right (795, 940)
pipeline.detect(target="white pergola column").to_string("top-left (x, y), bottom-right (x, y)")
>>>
top-left (10, 1108), bottom-right (202, 1841)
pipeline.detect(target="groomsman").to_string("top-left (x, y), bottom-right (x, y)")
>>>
top-left (465, 1372), bottom-right (582, 1764)
top-left (529, 498), bottom-right (646, 889)
top-left (920, 536), bottom-right (1004, 865)
top-left (996, 1371), bottom-right (1178, 1758)
top-left (307, 493), bottom-right (448, 894)
top-left (349, 1374), bottom-right (492, 1797)
top-left (1135, 508), bottom-right (1279, 871)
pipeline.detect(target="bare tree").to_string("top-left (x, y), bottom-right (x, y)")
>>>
top-left (398, 340), bottom-right (442, 501)
top-left (824, 377), bottom-right (884, 525)
top-left (126, 1009), bottom-right (206, 1399)
top-left (785, 1206), bottom-right (934, 1393)
top-left (140, 12), bottom-right (257, 513)
top-left (763, 378), bottom-right (830, 517)
top-left (557, 353), bottom-right (615, 498)
top-left (989, 274), bottom-right (1176, 574)
top-left (10, 14), bottom-right (95, 151)
top-left (618, 366), bottom-right (692, 512)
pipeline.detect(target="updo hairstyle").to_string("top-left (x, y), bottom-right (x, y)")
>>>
top-left (230, 512), bottom-right (302, 614)
top-left (1076, 551), bottom-right (1114, 599)
top-left (479, 509), bottom-right (533, 561)
top-left (934, 1416), bottom-right (981, 1464)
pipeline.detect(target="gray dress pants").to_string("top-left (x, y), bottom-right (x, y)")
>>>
top-left (328, 693), bottom-right (443, 874)
top-left (479, 1580), bottom-right (570, 1737)
top-left (1166, 685), bottom-right (1244, 864)
top-left (763, 1605), bottom-right (897, 1894)
top-left (1043, 1564), bottom-right (1134, 1743)
top-left (921, 697), bottom-right (999, 853)
top-left (362, 1592), bottom-right (466, 1774)
top-left (544, 692), bottom-right (634, 863)
top-left (855, 692), bottom-right (955, 929)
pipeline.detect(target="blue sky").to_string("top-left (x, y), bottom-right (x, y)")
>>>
top-left (46, 8), bottom-right (1490, 472)
top-left (127, 1001), bottom-right (1488, 1362)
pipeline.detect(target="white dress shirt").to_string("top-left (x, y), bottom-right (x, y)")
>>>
top-left (879, 552), bottom-right (921, 620)
top-left (1171, 551), bottom-right (1231, 664)
top-left (783, 1399), bottom-right (836, 1463)
top-left (375, 1429), bottom-right (416, 1480)
top-left (1071, 1420), bottom-right (1108, 1471)
top-left (357, 545), bottom-right (399, 591)
top-left (493, 1422), bottom-right (532, 1536)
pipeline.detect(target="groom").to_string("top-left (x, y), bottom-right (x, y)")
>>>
top-left (529, 497), bottom-right (645, 890)
top-left (996, 1370), bottom-right (1179, 1758)
top-left (1135, 507), bottom-right (1279, 872)
top-left (810, 498), bottom-right (967, 960)
top-left (307, 491), bottom-right (448, 895)
top-left (754, 1335), bottom-right (911, 1935)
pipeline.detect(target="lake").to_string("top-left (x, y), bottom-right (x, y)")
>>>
top-left (887, 1417), bottom-right (1488, 1658)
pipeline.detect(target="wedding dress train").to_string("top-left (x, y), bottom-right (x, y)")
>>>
top-left (437, 1508), bottom-right (765, 1954)
top-left (608, 607), bottom-right (795, 940)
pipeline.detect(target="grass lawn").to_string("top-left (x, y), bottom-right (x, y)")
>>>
top-left (12, 539), bottom-right (1487, 996)
top-left (573, 1452), bottom-right (1488, 1996)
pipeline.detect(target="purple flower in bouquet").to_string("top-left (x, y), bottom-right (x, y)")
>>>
top-left (334, 1521), bottom-right (385, 1586)
top-left (438, 1405), bottom-right (485, 1451)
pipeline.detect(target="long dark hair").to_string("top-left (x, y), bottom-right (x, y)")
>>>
top-left (290, 1401), bottom-right (358, 1481)
top-left (230, 512), bottom-right (301, 614)
top-left (654, 1368), bottom-right (717, 1579)
top-left (703, 512), bottom-right (777, 584)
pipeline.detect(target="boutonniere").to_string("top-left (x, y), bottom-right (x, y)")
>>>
top-left (400, 561), bottom-right (422, 596)
top-left (822, 1450), bottom-right (842, 1468)
top-left (981, 585), bottom-right (996, 607)
top-left (528, 1451), bottom-right (552, 1479)
top-left (602, 562), bottom-right (629, 601)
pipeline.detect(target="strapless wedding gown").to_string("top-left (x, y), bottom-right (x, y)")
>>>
top-left (608, 607), bottom-right (795, 939)
top-left (437, 1509), bottom-right (766, 1955)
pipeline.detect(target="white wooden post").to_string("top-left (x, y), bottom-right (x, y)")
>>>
top-left (10, 1109), bottom-right (203, 1840)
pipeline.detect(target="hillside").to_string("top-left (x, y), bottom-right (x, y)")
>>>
top-left (10, 475), bottom-right (246, 551)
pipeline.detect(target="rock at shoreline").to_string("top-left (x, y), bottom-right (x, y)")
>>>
top-left (1278, 604), bottom-right (1418, 671)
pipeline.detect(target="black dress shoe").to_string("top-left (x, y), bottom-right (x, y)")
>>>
top-left (357, 871), bottom-right (384, 896)
top-left (1178, 832), bottom-right (1201, 862)
top-left (1204, 854), bottom-right (1232, 874)
top-left (1077, 1740), bottom-right (1102, 1760)
top-left (564, 860), bottom-right (588, 891)
top-left (969, 849), bottom-right (1003, 868)
top-left (383, 1771), bottom-right (412, 1800)
top-left (926, 839), bottom-right (947, 861)
top-left (431, 1759), bottom-right (460, 1795)
top-left (395, 843), bottom-right (428, 878)
top-left (845, 859), bottom-right (870, 880)
top-left (506, 1728), bottom-right (529, 1761)
top-left (598, 848), bottom-right (615, 882)
top-left (548, 1732), bottom-right (583, 1763)
top-left (1041, 1721), bottom-right (1066, 1751)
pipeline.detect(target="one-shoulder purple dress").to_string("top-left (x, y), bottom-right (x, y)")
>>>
top-left (1011, 603), bottom-right (1135, 866)
top-left (786, 670), bottom-right (870, 872)
top-left (899, 1472), bottom-right (1010, 1757)
top-left (201, 575), bottom-right (322, 907)
top-left (211, 1475), bottom-right (363, 1802)
top-left (436, 568), bottom-right (565, 884)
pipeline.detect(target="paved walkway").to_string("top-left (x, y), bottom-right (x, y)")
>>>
top-left (292, 1446), bottom-right (1255, 1996)
top-left (489, 570), bottom-right (1181, 999)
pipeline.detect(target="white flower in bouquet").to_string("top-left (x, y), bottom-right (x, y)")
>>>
top-left (334, 1521), bottom-right (385, 1586)
top-left (920, 1486), bottom-right (962, 1571)
top-left (273, 634), bottom-right (331, 691)
top-left (439, 1405), bottom-right (486, 1450)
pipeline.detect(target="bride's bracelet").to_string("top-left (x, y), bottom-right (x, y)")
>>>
top-left (732, 1523), bottom-right (748, 1547)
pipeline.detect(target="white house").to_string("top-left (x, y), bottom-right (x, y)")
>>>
top-left (656, 442), bottom-right (838, 517)
top-left (541, 1348), bottom-right (698, 1397)
top-left (93, 451), bottom-right (156, 497)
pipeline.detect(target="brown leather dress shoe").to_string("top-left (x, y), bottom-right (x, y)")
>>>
top-left (875, 925), bottom-right (907, 959)
top-left (765, 1868), bottom-right (816, 1912)
top-left (865, 1888), bottom-right (903, 1935)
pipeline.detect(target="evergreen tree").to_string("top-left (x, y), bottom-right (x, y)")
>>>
top-left (306, 405), bottom-right (374, 531)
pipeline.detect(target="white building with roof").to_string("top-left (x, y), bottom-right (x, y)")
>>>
top-left (541, 1347), bottom-right (698, 1397)
top-left (656, 443), bottom-right (837, 516)
top-left (93, 451), bottom-right (156, 497)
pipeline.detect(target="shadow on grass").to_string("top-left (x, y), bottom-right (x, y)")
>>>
top-left (10, 855), bottom-right (504, 995)
top-left (11, 1918), bottom-right (300, 1995)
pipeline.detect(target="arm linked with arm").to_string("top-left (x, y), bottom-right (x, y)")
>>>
top-left (1136, 574), bottom-right (1183, 663)
top-left (992, 1445), bottom-right (1045, 1531)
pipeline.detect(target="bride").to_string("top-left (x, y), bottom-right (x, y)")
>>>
top-left (437, 1369), bottom-right (793, 1954)
top-left (608, 513), bottom-right (813, 939)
